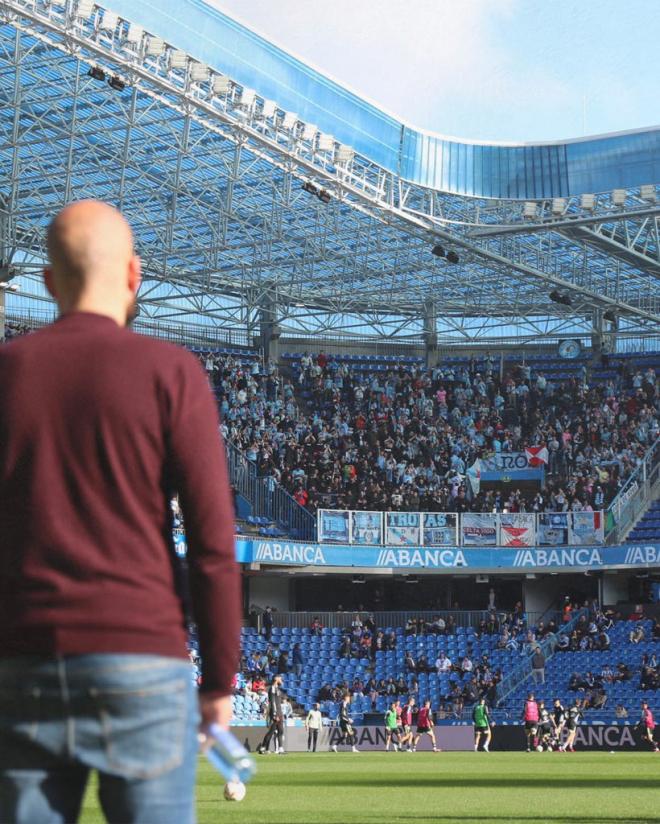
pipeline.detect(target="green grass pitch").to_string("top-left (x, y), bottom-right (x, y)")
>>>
top-left (80, 752), bottom-right (660, 824)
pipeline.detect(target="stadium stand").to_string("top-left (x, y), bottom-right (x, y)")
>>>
top-left (628, 499), bottom-right (660, 542)
top-left (197, 347), bottom-right (657, 520)
top-left (198, 605), bottom-right (658, 726)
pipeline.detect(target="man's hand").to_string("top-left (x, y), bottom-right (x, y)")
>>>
top-left (199, 693), bottom-right (232, 734)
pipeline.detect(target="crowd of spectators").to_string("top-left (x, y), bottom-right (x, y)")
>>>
top-left (208, 347), bottom-right (658, 516)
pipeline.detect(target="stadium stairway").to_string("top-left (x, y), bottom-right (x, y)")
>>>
top-left (500, 619), bottom-right (658, 723)
top-left (627, 499), bottom-right (660, 543)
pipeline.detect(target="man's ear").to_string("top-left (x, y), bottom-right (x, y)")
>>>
top-left (128, 254), bottom-right (142, 296)
top-left (44, 267), bottom-right (57, 298)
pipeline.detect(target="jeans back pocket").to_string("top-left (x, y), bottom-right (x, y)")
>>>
top-left (90, 677), bottom-right (189, 780)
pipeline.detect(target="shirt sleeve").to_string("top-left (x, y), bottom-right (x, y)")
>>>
top-left (168, 354), bottom-right (241, 695)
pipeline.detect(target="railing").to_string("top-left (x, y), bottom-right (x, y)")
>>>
top-left (226, 440), bottom-right (316, 541)
top-left (226, 440), bottom-right (259, 506)
top-left (254, 609), bottom-right (545, 632)
top-left (606, 439), bottom-right (660, 543)
top-left (495, 608), bottom-right (588, 705)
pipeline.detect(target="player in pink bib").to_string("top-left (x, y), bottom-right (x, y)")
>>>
top-left (522, 693), bottom-right (540, 751)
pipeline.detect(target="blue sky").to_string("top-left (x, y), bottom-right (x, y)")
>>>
top-left (211, 0), bottom-right (660, 143)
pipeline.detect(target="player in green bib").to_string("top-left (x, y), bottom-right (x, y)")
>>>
top-left (472, 697), bottom-right (492, 752)
top-left (384, 703), bottom-right (400, 751)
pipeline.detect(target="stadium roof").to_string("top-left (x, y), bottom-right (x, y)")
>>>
top-left (0, 0), bottom-right (659, 344)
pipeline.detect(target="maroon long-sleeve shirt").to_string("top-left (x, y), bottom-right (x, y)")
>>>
top-left (0, 312), bottom-right (240, 694)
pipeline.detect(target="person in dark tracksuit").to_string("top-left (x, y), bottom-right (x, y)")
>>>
top-left (258, 675), bottom-right (284, 754)
top-left (332, 694), bottom-right (359, 752)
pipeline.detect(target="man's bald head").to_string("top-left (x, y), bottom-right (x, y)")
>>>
top-left (45, 200), bottom-right (140, 325)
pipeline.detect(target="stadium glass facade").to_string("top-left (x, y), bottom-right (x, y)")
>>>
top-left (111, 0), bottom-right (660, 199)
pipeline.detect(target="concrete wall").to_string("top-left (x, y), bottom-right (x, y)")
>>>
top-left (600, 573), bottom-right (630, 608)
top-left (248, 575), bottom-right (292, 612)
top-left (523, 576), bottom-right (568, 616)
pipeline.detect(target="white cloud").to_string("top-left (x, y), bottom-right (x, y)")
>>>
top-left (206, 0), bottom-right (521, 128)
top-left (203, 0), bottom-right (657, 141)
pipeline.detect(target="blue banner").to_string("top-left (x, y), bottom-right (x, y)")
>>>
top-left (237, 538), bottom-right (660, 572)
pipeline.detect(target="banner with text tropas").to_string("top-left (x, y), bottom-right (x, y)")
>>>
top-left (237, 537), bottom-right (660, 572)
top-left (317, 509), bottom-right (603, 547)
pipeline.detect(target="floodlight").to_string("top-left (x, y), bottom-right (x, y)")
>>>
top-left (240, 88), bottom-right (257, 106)
top-left (603, 309), bottom-right (616, 322)
top-left (212, 75), bottom-right (232, 94)
top-left (125, 23), bottom-right (143, 44)
top-left (87, 65), bottom-right (106, 81)
top-left (108, 75), bottom-right (126, 91)
top-left (431, 244), bottom-right (446, 257)
top-left (302, 123), bottom-right (318, 141)
top-left (302, 181), bottom-right (320, 196)
top-left (612, 189), bottom-right (626, 207)
top-left (551, 198), bottom-right (566, 214)
top-left (190, 62), bottom-right (209, 82)
top-left (580, 193), bottom-right (595, 210)
top-left (261, 99), bottom-right (277, 118)
top-left (145, 36), bottom-right (165, 55)
top-left (549, 290), bottom-right (572, 306)
top-left (523, 201), bottom-right (537, 219)
top-left (282, 111), bottom-right (298, 130)
top-left (99, 11), bottom-right (118, 30)
top-left (317, 133), bottom-right (334, 152)
top-left (76, 0), bottom-right (95, 17)
top-left (318, 190), bottom-right (332, 204)
top-left (640, 184), bottom-right (657, 203)
top-left (446, 251), bottom-right (460, 264)
top-left (170, 50), bottom-right (187, 69)
top-left (336, 145), bottom-right (354, 164)
top-left (0, 282), bottom-right (19, 292)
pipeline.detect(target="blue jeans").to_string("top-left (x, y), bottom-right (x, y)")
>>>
top-left (0, 654), bottom-right (199, 824)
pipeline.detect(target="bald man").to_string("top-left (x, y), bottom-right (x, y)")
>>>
top-left (0, 201), bottom-right (241, 823)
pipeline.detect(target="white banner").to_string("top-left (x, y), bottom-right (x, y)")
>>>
top-left (385, 512), bottom-right (421, 546)
top-left (461, 513), bottom-right (498, 546)
top-left (499, 513), bottom-right (536, 547)
top-left (569, 511), bottom-right (604, 546)
top-left (422, 512), bottom-right (458, 546)
top-left (350, 511), bottom-right (383, 546)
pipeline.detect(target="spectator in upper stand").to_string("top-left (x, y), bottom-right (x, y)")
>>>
top-left (310, 616), bottom-right (323, 635)
top-left (404, 651), bottom-right (417, 673)
top-left (569, 672), bottom-right (583, 691)
top-left (405, 617), bottom-right (418, 636)
top-left (615, 704), bottom-right (629, 719)
top-left (435, 652), bottom-right (452, 674)
top-left (263, 606), bottom-right (274, 640)
top-left (430, 615), bottom-right (446, 635)
top-left (629, 623), bottom-right (646, 644)
top-left (531, 646), bottom-right (546, 685)
top-left (616, 662), bottom-right (632, 682)
top-left (595, 630), bottom-right (611, 651)
top-left (601, 664), bottom-right (615, 683)
top-left (339, 635), bottom-right (352, 658)
top-left (276, 650), bottom-right (289, 674)
top-left (221, 343), bottom-right (658, 520)
top-left (292, 643), bottom-right (304, 677)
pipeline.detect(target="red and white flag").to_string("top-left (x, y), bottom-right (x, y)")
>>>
top-left (525, 446), bottom-right (549, 466)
